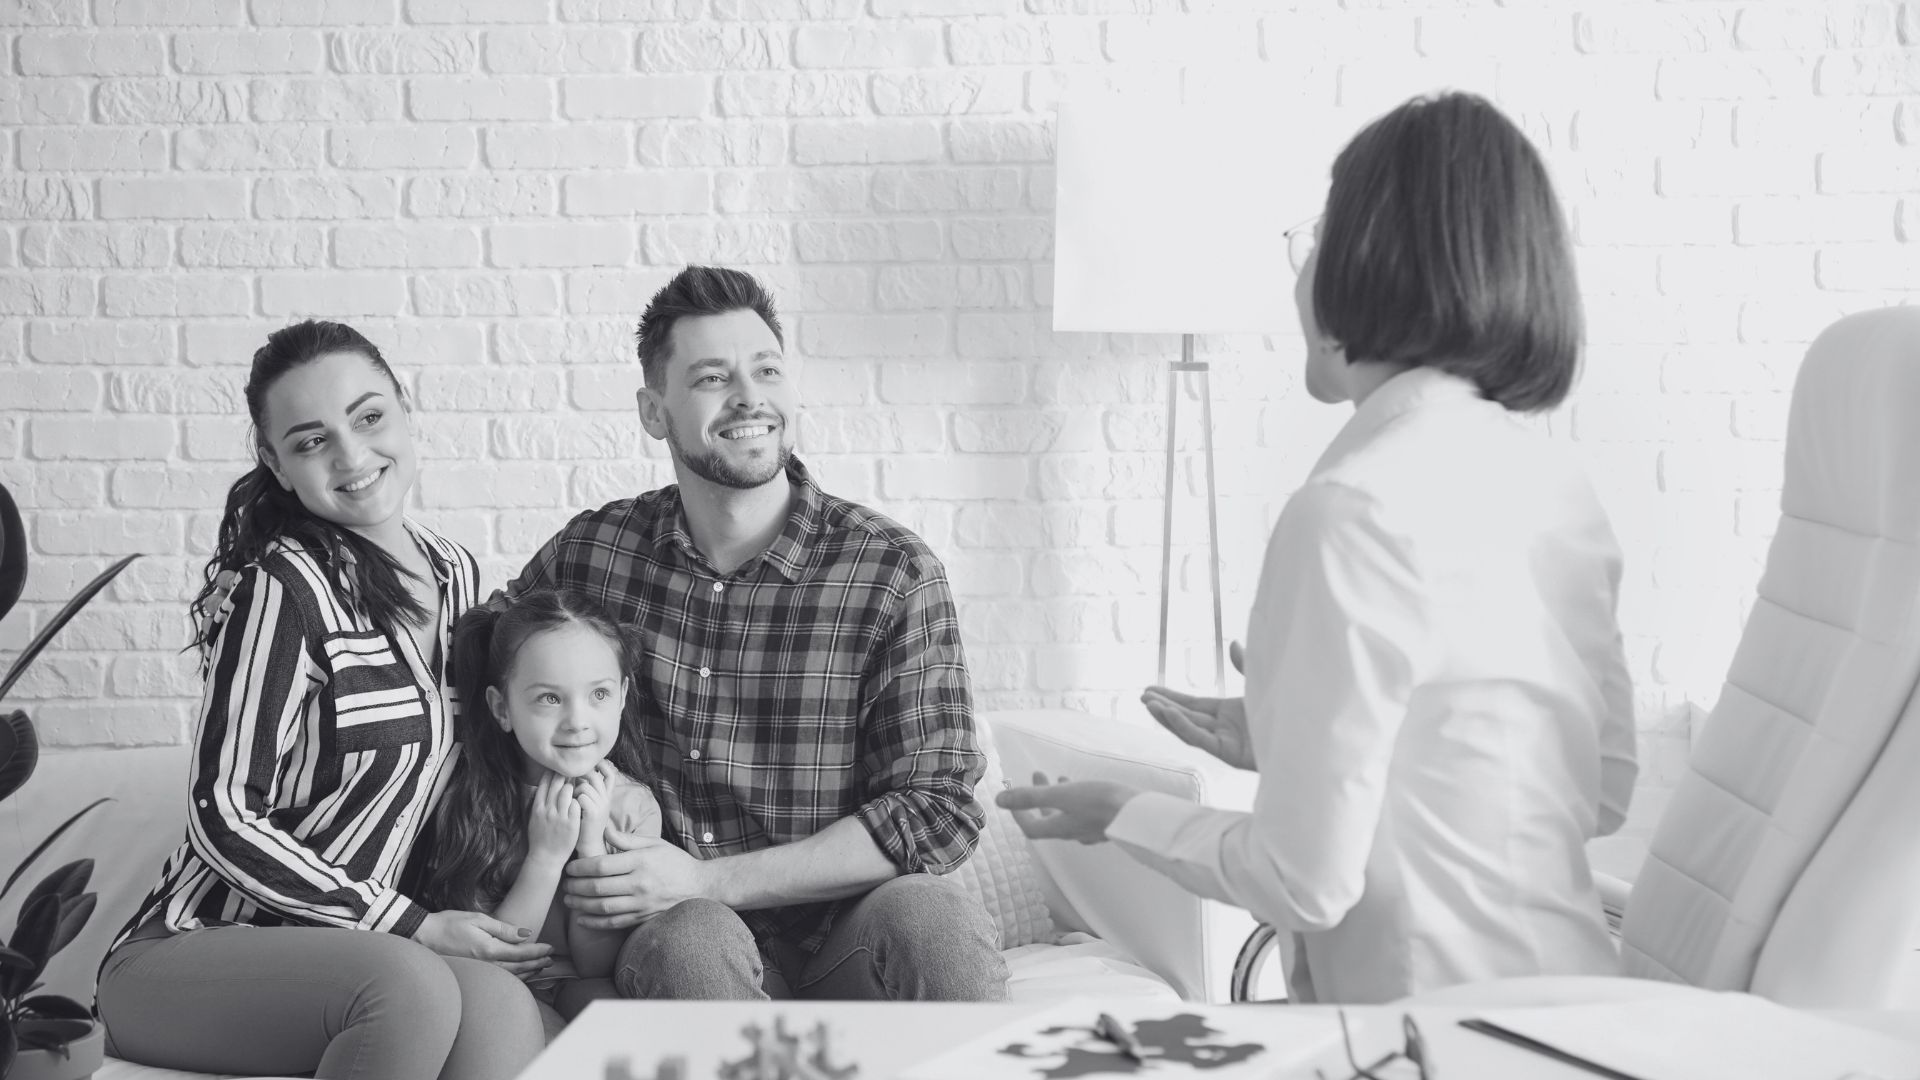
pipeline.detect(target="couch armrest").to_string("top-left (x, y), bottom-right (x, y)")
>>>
top-left (981, 710), bottom-right (1259, 1003)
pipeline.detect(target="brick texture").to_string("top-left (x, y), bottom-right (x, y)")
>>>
top-left (1, 4), bottom-right (1915, 872)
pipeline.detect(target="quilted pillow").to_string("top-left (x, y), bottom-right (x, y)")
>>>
top-left (947, 720), bottom-right (1057, 949)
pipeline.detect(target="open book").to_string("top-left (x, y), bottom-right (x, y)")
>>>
top-left (898, 998), bottom-right (1342, 1079)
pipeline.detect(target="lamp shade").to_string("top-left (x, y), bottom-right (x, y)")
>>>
top-left (1051, 83), bottom-right (1328, 335)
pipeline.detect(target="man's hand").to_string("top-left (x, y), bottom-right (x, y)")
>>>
top-left (995, 773), bottom-right (1140, 845)
top-left (411, 909), bottom-right (553, 979)
top-left (562, 835), bottom-right (711, 931)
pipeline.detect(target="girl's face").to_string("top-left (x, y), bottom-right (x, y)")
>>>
top-left (486, 622), bottom-right (627, 781)
top-left (259, 351), bottom-right (418, 541)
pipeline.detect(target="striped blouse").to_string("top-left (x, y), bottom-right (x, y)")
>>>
top-left (111, 521), bottom-right (479, 951)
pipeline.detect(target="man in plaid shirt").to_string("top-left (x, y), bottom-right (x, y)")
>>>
top-left (510, 265), bottom-right (1009, 1003)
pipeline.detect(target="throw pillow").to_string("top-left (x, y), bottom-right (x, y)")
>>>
top-left (947, 719), bottom-right (1058, 950)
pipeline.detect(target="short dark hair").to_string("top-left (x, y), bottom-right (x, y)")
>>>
top-left (635, 265), bottom-right (784, 388)
top-left (1313, 92), bottom-right (1582, 412)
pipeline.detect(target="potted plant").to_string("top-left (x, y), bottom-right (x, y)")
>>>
top-left (0, 479), bottom-right (137, 1080)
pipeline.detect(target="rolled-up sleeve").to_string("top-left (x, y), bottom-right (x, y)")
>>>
top-left (185, 565), bottom-right (428, 937)
top-left (854, 556), bottom-right (985, 875)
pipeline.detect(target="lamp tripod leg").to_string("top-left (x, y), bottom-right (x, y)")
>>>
top-left (1158, 350), bottom-right (1180, 688)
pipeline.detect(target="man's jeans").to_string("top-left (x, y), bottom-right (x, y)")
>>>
top-left (610, 873), bottom-right (1010, 1001)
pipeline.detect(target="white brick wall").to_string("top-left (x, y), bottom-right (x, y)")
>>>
top-left (2, 3), bottom-right (1917, 879)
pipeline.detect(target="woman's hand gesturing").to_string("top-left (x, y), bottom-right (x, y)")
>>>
top-left (527, 770), bottom-right (581, 866)
top-left (1141, 641), bottom-right (1255, 771)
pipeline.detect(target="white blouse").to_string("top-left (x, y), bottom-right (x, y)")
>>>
top-left (1108, 367), bottom-right (1637, 1004)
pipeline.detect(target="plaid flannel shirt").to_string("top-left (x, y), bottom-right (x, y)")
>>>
top-left (505, 457), bottom-right (985, 952)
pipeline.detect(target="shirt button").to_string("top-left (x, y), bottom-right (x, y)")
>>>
top-left (688, 749), bottom-right (702, 761)
top-left (701, 831), bottom-right (714, 843)
top-left (197, 799), bottom-right (208, 808)
top-left (711, 582), bottom-right (724, 593)
top-left (699, 666), bottom-right (710, 678)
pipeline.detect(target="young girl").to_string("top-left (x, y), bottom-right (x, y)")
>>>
top-left (431, 586), bottom-right (662, 1021)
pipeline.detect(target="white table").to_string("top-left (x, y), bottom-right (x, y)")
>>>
top-left (517, 998), bottom-right (1920, 1080)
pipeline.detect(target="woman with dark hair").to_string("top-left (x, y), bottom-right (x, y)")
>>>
top-left (1001, 92), bottom-right (1636, 1004)
top-left (95, 321), bottom-right (551, 1078)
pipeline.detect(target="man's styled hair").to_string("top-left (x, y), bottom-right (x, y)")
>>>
top-left (1313, 92), bottom-right (1582, 413)
top-left (635, 265), bottom-right (784, 388)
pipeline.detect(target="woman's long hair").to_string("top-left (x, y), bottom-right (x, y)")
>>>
top-left (189, 320), bottom-right (427, 652)
top-left (426, 587), bottom-right (651, 914)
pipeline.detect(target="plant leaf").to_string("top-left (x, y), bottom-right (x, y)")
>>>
top-left (0, 944), bottom-right (32, 971)
top-left (0, 552), bottom-right (140, 703)
top-left (21, 994), bottom-right (91, 1021)
top-left (46, 893), bottom-right (95, 960)
top-left (0, 798), bottom-right (110, 901)
top-left (1, 893), bottom-right (56, 999)
top-left (16, 1017), bottom-right (88, 1052)
top-left (0, 479), bottom-right (25, 624)
top-left (0, 710), bottom-right (36, 805)
top-left (21, 859), bottom-right (89, 914)
top-left (0, 1015), bottom-right (17, 1079)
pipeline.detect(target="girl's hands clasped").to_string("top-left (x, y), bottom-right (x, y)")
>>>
top-left (574, 761), bottom-right (615, 859)
top-left (527, 770), bottom-right (583, 866)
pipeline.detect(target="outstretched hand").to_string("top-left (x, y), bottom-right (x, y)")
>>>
top-left (995, 772), bottom-right (1140, 845)
top-left (1141, 640), bottom-right (1255, 771)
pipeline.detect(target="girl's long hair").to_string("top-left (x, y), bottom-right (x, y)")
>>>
top-left (189, 320), bottom-right (427, 653)
top-left (426, 587), bottom-right (651, 914)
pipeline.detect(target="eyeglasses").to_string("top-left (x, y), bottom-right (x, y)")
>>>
top-left (1316, 1011), bottom-right (1431, 1080)
top-left (1285, 215), bottom-right (1321, 275)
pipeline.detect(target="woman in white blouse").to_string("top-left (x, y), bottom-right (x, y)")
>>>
top-left (999, 91), bottom-right (1637, 1005)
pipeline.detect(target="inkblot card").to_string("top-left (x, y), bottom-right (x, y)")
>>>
top-left (898, 998), bottom-right (1344, 1080)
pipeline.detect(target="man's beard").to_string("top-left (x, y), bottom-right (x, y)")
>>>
top-left (665, 413), bottom-right (791, 490)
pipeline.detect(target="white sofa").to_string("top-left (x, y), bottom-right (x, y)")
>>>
top-left (4, 708), bottom-right (1257, 1080)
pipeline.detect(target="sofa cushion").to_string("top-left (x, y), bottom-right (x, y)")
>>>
top-left (946, 718), bottom-right (1057, 950)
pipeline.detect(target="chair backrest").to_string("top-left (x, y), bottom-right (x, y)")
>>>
top-left (1620, 306), bottom-right (1920, 1002)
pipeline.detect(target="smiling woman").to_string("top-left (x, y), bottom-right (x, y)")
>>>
top-left (91, 321), bottom-right (552, 1080)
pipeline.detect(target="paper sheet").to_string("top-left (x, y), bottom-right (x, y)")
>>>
top-left (1473, 993), bottom-right (1920, 1080)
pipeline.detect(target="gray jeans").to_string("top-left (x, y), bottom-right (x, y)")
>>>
top-left (97, 925), bottom-right (546, 1080)
top-left (563, 873), bottom-right (1010, 1006)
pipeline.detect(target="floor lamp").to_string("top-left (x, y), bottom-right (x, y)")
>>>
top-left (1051, 84), bottom-right (1298, 692)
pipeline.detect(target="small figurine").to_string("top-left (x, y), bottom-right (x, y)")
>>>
top-left (605, 1054), bottom-right (690, 1080)
top-left (718, 1014), bottom-right (860, 1080)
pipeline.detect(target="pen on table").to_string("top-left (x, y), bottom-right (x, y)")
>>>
top-left (1096, 1012), bottom-right (1147, 1064)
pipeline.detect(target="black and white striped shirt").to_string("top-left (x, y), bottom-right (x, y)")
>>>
top-left (112, 522), bottom-right (478, 950)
